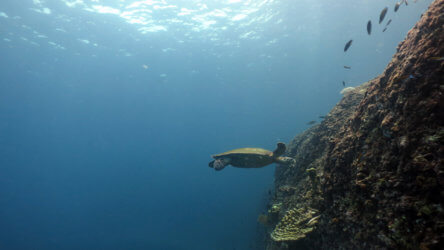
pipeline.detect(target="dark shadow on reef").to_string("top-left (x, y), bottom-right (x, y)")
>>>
top-left (261, 0), bottom-right (444, 249)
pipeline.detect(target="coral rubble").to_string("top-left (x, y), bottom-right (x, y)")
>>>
top-left (262, 0), bottom-right (444, 249)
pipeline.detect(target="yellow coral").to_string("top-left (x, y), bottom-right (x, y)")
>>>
top-left (270, 207), bottom-right (318, 242)
top-left (269, 203), bottom-right (282, 214)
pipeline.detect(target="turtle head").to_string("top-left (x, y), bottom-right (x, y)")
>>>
top-left (272, 142), bottom-right (286, 157)
top-left (209, 158), bottom-right (230, 171)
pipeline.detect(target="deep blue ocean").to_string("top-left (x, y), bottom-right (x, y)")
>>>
top-left (0, 0), bottom-right (433, 249)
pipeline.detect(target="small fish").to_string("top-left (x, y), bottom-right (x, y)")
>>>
top-left (367, 20), bottom-right (372, 35)
top-left (342, 81), bottom-right (346, 86)
top-left (344, 39), bottom-right (353, 52)
top-left (397, 74), bottom-right (416, 82)
top-left (403, 75), bottom-right (416, 83)
top-left (404, 0), bottom-right (408, 6)
top-left (344, 66), bottom-right (351, 69)
top-left (319, 115), bottom-right (326, 119)
top-left (394, 2), bottom-right (401, 12)
top-left (386, 19), bottom-right (392, 27)
top-left (430, 56), bottom-right (444, 61)
top-left (379, 7), bottom-right (388, 24)
top-left (383, 27), bottom-right (387, 32)
top-left (307, 121), bottom-right (317, 125)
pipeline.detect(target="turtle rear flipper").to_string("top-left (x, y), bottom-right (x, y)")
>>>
top-left (274, 156), bottom-right (295, 166)
top-left (272, 142), bottom-right (286, 157)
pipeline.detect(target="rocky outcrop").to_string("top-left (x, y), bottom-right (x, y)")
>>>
top-left (263, 0), bottom-right (444, 249)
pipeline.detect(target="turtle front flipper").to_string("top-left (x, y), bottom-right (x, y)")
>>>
top-left (209, 158), bottom-right (231, 171)
top-left (272, 142), bottom-right (286, 157)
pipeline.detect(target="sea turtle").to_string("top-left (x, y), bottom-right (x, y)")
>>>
top-left (208, 142), bottom-right (295, 171)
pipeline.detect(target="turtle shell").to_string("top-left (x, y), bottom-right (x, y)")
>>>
top-left (212, 148), bottom-right (274, 168)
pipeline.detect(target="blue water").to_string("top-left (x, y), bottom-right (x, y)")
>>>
top-left (0, 0), bottom-right (433, 249)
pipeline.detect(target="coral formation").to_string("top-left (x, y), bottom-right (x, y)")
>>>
top-left (340, 86), bottom-right (356, 95)
top-left (261, 0), bottom-right (444, 249)
top-left (270, 203), bottom-right (282, 214)
top-left (270, 208), bottom-right (318, 242)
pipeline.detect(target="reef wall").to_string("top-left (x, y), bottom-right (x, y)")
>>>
top-left (263, 0), bottom-right (444, 249)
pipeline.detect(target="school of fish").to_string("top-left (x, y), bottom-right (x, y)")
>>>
top-left (341, 0), bottom-right (431, 88)
top-left (308, 0), bottom-right (436, 126)
top-left (343, 2), bottom-right (407, 54)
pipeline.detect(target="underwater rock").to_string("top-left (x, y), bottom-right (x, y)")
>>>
top-left (263, 0), bottom-right (444, 248)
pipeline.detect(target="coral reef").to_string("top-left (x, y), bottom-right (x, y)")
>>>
top-left (261, 0), bottom-right (444, 249)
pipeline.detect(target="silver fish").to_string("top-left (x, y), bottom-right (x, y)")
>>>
top-left (344, 39), bottom-right (353, 52)
top-left (367, 20), bottom-right (372, 35)
top-left (379, 7), bottom-right (388, 24)
top-left (395, 2), bottom-right (401, 12)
